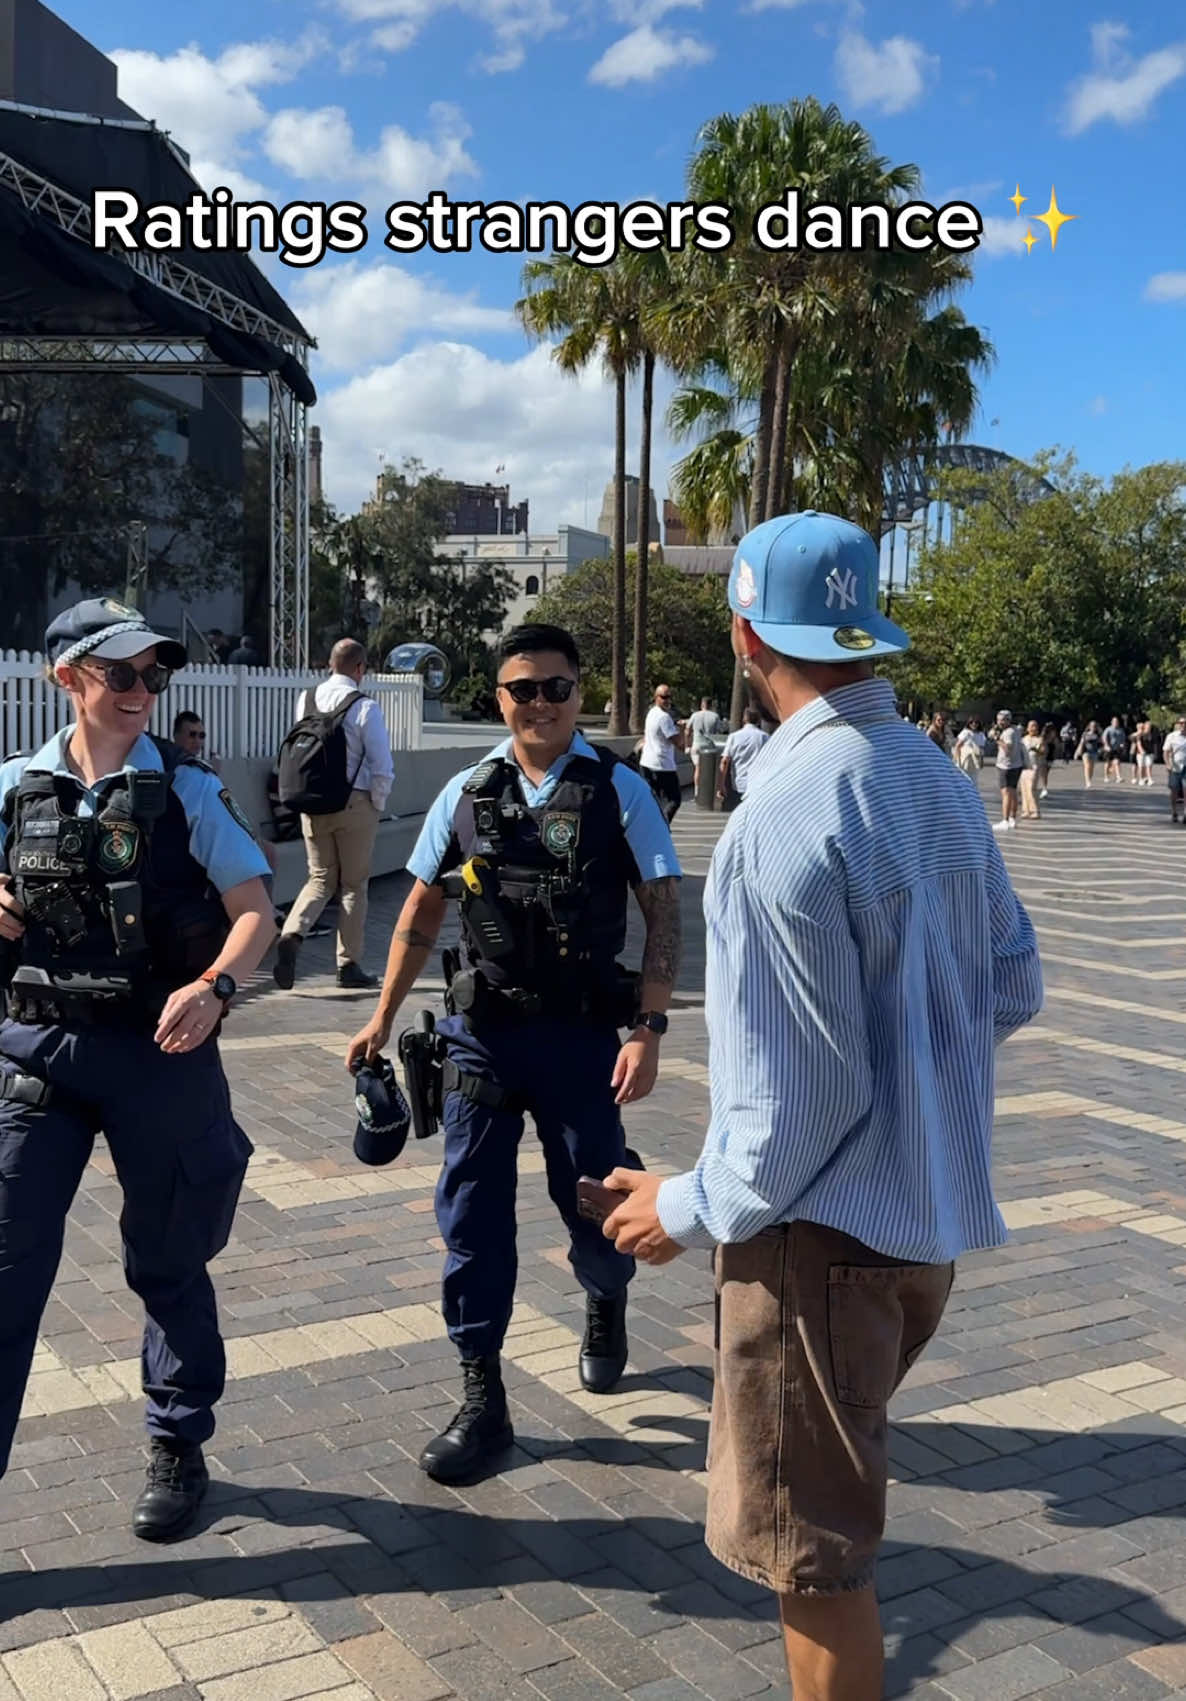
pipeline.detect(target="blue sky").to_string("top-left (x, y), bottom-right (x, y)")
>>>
top-left (58, 0), bottom-right (1186, 531)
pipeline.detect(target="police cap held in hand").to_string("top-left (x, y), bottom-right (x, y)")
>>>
top-left (351, 1055), bottom-right (411, 1166)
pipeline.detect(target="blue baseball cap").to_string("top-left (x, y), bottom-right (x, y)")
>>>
top-left (46, 598), bottom-right (187, 671)
top-left (728, 512), bottom-right (909, 662)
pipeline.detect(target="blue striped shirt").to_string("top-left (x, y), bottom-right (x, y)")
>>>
top-left (656, 678), bottom-right (1043, 1260)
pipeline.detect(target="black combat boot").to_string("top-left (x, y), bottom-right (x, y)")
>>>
top-left (580, 1292), bottom-right (628, 1393)
top-left (419, 1356), bottom-right (514, 1482)
top-left (132, 1436), bottom-right (209, 1541)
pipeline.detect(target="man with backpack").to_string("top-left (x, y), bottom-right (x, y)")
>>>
top-left (274, 639), bottom-right (395, 989)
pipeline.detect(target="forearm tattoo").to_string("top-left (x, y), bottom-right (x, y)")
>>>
top-left (636, 876), bottom-right (681, 990)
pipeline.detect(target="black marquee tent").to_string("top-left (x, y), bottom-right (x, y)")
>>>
top-left (0, 102), bottom-right (316, 665)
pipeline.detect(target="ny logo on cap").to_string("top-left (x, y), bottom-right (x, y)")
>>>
top-left (824, 567), bottom-right (858, 612)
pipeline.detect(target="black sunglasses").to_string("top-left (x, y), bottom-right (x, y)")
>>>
top-left (83, 660), bottom-right (172, 695)
top-left (498, 676), bottom-right (577, 705)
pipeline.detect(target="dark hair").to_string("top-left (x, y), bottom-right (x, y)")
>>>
top-left (497, 623), bottom-right (580, 675)
top-left (743, 707), bottom-right (763, 726)
top-left (173, 710), bottom-right (203, 736)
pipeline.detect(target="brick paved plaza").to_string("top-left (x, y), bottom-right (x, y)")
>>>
top-left (5, 764), bottom-right (1186, 1699)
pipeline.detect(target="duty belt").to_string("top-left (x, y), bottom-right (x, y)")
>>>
top-left (6, 990), bottom-right (149, 1031)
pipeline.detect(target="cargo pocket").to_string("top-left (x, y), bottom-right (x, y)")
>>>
top-left (827, 1264), bottom-right (920, 1410)
top-left (172, 1118), bottom-right (253, 1264)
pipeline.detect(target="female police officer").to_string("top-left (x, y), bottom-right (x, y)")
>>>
top-left (0, 599), bottom-right (275, 1540)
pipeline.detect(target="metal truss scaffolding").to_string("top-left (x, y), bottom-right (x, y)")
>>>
top-left (0, 140), bottom-right (314, 668)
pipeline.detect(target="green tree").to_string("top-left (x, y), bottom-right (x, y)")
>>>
top-left (0, 373), bottom-right (240, 652)
top-left (887, 453), bottom-right (1186, 719)
top-left (531, 553), bottom-right (735, 711)
top-left (516, 254), bottom-right (641, 736)
top-left (359, 458), bottom-right (515, 679)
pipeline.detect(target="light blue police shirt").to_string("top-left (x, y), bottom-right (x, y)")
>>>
top-left (656, 678), bottom-right (1044, 1262)
top-left (407, 732), bottom-right (682, 886)
top-left (0, 730), bottom-right (269, 894)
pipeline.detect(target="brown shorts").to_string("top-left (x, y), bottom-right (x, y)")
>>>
top-left (705, 1220), bottom-right (954, 1597)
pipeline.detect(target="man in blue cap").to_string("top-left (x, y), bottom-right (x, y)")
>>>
top-left (602, 514), bottom-right (1043, 1701)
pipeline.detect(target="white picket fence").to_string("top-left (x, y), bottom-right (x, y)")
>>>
top-left (0, 654), bottom-right (424, 760)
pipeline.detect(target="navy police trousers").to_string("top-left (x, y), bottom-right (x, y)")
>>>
top-left (435, 1015), bottom-right (637, 1359)
top-left (0, 1018), bottom-right (251, 1476)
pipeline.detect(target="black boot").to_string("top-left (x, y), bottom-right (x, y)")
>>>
top-left (337, 961), bottom-right (378, 989)
top-left (273, 934), bottom-right (300, 989)
top-left (580, 1292), bottom-right (628, 1393)
top-left (419, 1356), bottom-right (513, 1482)
top-left (132, 1437), bottom-right (209, 1541)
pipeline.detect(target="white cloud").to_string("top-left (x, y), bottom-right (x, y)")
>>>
top-left (262, 101), bottom-right (477, 193)
top-left (1145, 271), bottom-right (1186, 302)
top-left (1088, 395), bottom-right (1108, 415)
top-left (109, 36), bottom-right (322, 181)
top-left (609, 0), bottom-right (703, 21)
top-left (974, 214), bottom-right (1029, 257)
top-left (317, 341), bottom-right (678, 532)
top-left (588, 24), bottom-right (714, 86)
top-left (1064, 22), bottom-right (1186, 133)
top-left (291, 263), bottom-right (514, 370)
top-left (834, 30), bottom-right (938, 115)
top-left (335, 0), bottom-right (566, 72)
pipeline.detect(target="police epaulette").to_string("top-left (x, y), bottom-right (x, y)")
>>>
top-left (462, 759), bottom-right (506, 795)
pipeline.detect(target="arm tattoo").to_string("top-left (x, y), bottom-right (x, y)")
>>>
top-left (395, 926), bottom-right (435, 950)
top-left (635, 876), bottom-right (681, 990)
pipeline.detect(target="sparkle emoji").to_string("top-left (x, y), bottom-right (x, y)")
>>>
top-left (1010, 183), bottom-right (1026, 215)
top-left (1032, 185), bottom-right (1077, 251)
top-left (1023, 226), bottom-right (1038, 254)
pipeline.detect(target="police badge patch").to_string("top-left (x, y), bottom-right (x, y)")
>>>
top-left (219, 789), bottom-right (256, 836)
top-left (97, 823), bottom-right (140, 873)
top-left (542, 813), bottom-right (579, 857)
top-left (355, 1093), bottom-right (373, 1128)
top-left (100, 599), bottom-right (140, 619)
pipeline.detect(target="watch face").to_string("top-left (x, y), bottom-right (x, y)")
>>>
top-left (211, 973), bottom-right (236, 1002)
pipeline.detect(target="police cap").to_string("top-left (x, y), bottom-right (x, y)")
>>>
top-left (46, 599), bottom-right (188, 671)
top-left (351, 1055), bottom-right (411, 1166)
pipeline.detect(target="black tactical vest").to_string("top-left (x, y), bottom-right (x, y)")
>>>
top-left (449, 748), bottom-right (638, 1000)
top-left (1, 737), bottom-right (229, 1017)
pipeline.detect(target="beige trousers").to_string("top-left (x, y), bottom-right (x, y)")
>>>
top-left (283, 791), bottom-right (380, 968)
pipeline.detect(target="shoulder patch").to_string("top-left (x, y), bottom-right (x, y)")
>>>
top-left (219, 788), bottom-right (257, 837)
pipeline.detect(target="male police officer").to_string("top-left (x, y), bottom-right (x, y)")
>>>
top-left (348, 623), bottom-right (681, 1481)
top-left (0, 599), bottom-right (275, 1539)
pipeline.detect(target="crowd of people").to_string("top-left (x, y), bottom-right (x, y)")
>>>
top-left (919, 706), bottom-right (1186, 829)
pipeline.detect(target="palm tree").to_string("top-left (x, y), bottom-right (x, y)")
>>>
top-left (516, 255), bottom-right (640, 733)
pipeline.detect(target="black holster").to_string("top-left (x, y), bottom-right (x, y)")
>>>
top-left (399, 1010), bottom-right (447, 1140)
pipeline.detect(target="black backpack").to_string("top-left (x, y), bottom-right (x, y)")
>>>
top-left (276, 690), bottom-right (365, 815)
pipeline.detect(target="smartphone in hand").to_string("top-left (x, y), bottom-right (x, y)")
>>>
top-left (577, 1175), bottom-right (626, 1226)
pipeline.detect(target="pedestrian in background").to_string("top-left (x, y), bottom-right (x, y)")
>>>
top-left (717, 707), bottom-right (768, 810)
top-left (1075, 721), bottom-right (1102, 787)
top-left (687, 697), bottom-right (724, 795)
top-left (953, 717), bottom-right (985, 775)
top-left (1019, 720), bottom-right (1043, 819)
top-left (993, 710), bottom-right (1024, 832)
top-left (274, 639), bottom-right (395, 990)
top-left (1103, 716), bottom-right (1127, 782)
top-left (640, 684), bottom-right (684, 822)
top-left (600, 510), bottom-right (1042, 1701)
top-left (1163, 717), bottom-right (1186, 823)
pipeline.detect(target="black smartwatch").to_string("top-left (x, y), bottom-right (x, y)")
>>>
top-left (633, 1011), bottom-right (668, 1036)
top-left (201, 971), bottom-right (237, 1005)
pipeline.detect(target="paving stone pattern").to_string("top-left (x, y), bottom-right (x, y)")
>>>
top-left (6, 767), bottom-right (1186, 1697)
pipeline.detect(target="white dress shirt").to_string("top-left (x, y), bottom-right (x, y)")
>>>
top-left (297, 673), bottom-right (395, 813)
